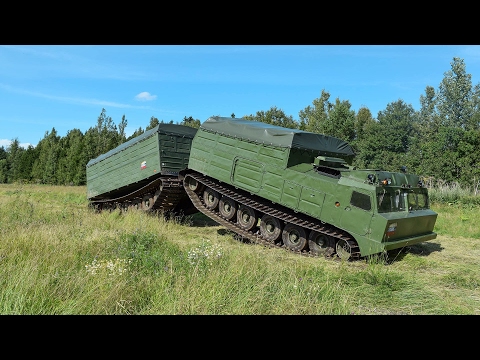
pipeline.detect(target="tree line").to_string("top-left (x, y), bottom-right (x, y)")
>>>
top-left (1, 57), bottom-right (479, 191)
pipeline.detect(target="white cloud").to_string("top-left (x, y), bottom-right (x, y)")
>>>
top-left (135, 92), bottom-right (157, 101)
top-left (0, 139), bottom-right (33, 149)
top-left (0, 83), bottom-right (155, 110)
top-left (0, 139), bottom-right (10, 148)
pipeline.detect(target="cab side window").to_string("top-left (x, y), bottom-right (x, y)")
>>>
top-left (351, 191), bottom-right (372, 211)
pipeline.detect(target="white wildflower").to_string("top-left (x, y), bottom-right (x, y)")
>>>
top-left (85, 258), bottom-right (132, 276)
top-left (187, 239), bottom-right (223, 267)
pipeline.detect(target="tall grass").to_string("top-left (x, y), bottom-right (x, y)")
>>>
top-left (428, 180), bottom-right (480, 206)
top-left (1, 183), bottom-right (479, 314)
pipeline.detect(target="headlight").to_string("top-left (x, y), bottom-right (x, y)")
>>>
top-left (381, 178), bottom-right (391, 186)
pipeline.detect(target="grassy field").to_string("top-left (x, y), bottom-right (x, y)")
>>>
top-left (0, 183), bottom-right (478, 315)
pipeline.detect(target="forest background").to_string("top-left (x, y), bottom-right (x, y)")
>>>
top-left (1, 57), bottom-right (479, 201)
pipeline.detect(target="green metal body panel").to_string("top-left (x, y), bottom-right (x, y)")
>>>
top-left (188, 117), bottom-right (438, 257)
top-left (86, 124), bottom-right (197, 200)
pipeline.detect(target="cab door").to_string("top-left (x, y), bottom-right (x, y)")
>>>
top-left (339, 189), bottom-right (374, 237)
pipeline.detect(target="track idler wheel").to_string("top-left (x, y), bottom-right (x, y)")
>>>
top-left (335, 239), bottom-right (357, 261)
top-left (186, 176), bottom-right (205, 194)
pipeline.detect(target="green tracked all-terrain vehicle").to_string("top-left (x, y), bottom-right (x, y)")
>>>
top-left (180, 117), bottom-right (438, 260)
top-left (87, 117), bottom-right (438, 261)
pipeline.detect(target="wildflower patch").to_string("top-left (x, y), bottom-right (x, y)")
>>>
top-left (187, 239), bottom-right (223, 267)
top-left (85, 258), bottom-right (132, 276)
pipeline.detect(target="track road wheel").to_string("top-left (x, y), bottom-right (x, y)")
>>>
top-left (219, 196), bottom-right (237, 220)
top-left (259, 214), bottom-right (282, 242)
top-left (130, 198), bottom-right (141, 210)
top-left (237, 205), bottom-right (258, 231)
top-left (282, 224), bottom-right (308, 252)
top-left (336, 239), bottom-right (355, 261)
top-left (187, 176), bottom-right (205, 194)
top-left (308, 231), bottom-right (335, 257)
top-left (121, 202), bottom-right (131, 213)
top-left (142, 193), bottom-right (154, 211)
top-left (203, 188), bottom-right (220, 210)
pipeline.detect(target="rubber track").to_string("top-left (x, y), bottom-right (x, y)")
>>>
top-left (151, 178), bottom-right (189, 212)
top-left (90, 176), bottom-right (188, 213)
top-left (183, 172), bottom-right (361, 260)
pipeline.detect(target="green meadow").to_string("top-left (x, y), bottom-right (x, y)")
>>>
top-left (0, 183), bottom-right (478, 315)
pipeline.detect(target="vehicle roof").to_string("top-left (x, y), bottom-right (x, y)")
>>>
top-left (87, 123), bottom-right (198, 167)
top-left (201, 117), bottom-right (355, 157)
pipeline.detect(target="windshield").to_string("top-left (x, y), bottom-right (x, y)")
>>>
top-left (377, 188), bottom-right (429, 213)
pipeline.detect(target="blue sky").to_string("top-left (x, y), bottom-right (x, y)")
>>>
top-left (2, 45), bottom-right (480, 149)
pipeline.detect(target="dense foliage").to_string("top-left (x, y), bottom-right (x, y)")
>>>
top-left (1, 57), bottom-right (479, 193)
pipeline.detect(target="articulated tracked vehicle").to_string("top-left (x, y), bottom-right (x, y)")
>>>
top-left (87, 117), bottom-right (438, 261)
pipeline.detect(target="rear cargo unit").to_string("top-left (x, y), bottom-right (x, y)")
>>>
top-left (87, 124), bottom-right (197, 201)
